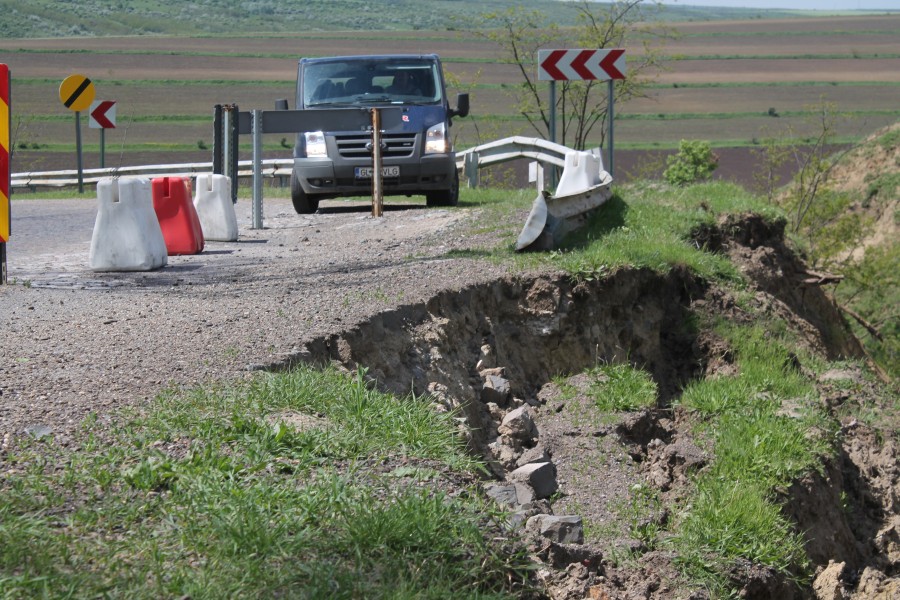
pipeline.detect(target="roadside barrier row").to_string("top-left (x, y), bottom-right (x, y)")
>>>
top-left (89, 174), bottom-right (237, 272)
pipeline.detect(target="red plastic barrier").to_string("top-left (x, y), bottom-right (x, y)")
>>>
top-left (151, 177), bottom-right (205, 255)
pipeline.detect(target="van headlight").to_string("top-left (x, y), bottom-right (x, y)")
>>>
top-left (424, 122), bottom-right (448, 154)
top-left (304, 131), bottom-right (327, 157)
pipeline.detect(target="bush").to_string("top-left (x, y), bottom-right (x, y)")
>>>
top-left (664, 140), bottom-right (719, 186)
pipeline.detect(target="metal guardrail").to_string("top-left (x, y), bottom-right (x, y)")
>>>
top-left (11, 159), bottom-right (295, 190)
top-left (14, 136), bottom-right (575, 192)
top-left (455, 136), bottom-right (573, 189)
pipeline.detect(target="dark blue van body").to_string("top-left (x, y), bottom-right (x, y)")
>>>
top-left (290, 54), bottom-right (469, 213)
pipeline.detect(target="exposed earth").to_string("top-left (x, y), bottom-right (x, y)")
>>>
top-left (1, 184), bottom-right (897, 598)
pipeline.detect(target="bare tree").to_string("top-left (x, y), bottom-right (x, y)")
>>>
top-left (477, 0), bottom-right (674, 150)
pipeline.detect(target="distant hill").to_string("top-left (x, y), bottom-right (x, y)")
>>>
top-left (0, 0), bottom-right (879, 38)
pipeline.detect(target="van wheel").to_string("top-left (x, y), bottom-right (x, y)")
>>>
top-left (291, 173), bottom-right (319, 214)
top-left (426, 169), bottom-right (459, 207)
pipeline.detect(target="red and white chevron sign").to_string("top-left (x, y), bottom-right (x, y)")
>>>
top-left (89, 100), bottom-right (116, 129)
top-left (538, 48), bottom-right (626, 81)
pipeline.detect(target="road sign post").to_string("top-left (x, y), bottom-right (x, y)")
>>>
top-left (1, 64), bottom-right (9, 284)
top-left (538, 49), bottom-right (626, 177)
top-left (89, 100), bottom-right (116, 169)
top-left (59, 74), bottom-right (96, 194)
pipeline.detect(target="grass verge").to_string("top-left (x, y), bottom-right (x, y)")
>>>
top-left (0, 366), bottom-right (533, 599)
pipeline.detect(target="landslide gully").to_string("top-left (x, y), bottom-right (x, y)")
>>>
top-left (1, 197), bottom-right (896, 598)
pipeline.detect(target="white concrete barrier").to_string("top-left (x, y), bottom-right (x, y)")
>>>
top-left (554, 151), bottom-right (603, 198)
top-left (89, 177), bottom-right (168, 272)
top-left (193, 174), bottom-right (238, 242)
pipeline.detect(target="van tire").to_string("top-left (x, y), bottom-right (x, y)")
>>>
top-left (425, 169), bottom-right (459, 207)
top-left (291, 173), bottom-right (319, 214)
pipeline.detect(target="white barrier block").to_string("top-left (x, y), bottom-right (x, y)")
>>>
top-left (554, 151), bottom-right (603, 198)
top-left (193, 174), bottom-right (238, 242)
top-left (89, 177), bottom-right (168, 272)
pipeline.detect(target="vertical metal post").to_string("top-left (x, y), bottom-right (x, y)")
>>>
top-left (229, 104), bottom-right (239, 204)
top-left (548, 81), bottom-right (559, 189)
top-left (548, 81), bottom-right (557, 145)
top-left (222, 106), bottom-right (231, 183)
top-left (371, 108), bottom-right (383, 217)
top-left (75, 111), bottom-right (84, 194)
top-left (212, 104), bottom-right (223, 175)
top-left (251, 109), bottom-right (263, 230)
top-left (100, 128), bottom-right (105, 169)
top-left (607, 79), bottom-right (615, 179)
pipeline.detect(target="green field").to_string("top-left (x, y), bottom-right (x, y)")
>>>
top-left (0, 4), bottom-right (898, 175)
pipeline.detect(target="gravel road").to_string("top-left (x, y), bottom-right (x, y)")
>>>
top-left (0, 194), bottom-right (515, 449)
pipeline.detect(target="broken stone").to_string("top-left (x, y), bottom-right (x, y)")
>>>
top-left (487, 440), bottom-right (521, 470)
top-left (527, 514), bottom-right (584, 545)
top-left (509, 461), bottom-right (558, 499)
top-left (517, 445), bottom-right (551, 467)
top-left (514, 482), bottom-right (535, 506)
top-left (484, 483), bottom-right (519, 507)
top-left (481, 373), bottom-right (511, 405)
top-left (546, 542), bottom-right (603, 569)
top-left (498, 406), bottom-right (537, 442)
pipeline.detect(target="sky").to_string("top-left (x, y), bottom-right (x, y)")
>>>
top-left (656, 0), bottom-right (898, 9)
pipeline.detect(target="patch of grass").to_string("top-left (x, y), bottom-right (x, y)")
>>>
top-left (544, 181), bottom-right (775, 283)
top-left (0, 365), bottom-right (532, 598)
top-left (587, 363), bottom-right (659, 412)
top-left (671, 322), bottom-right (829, 591)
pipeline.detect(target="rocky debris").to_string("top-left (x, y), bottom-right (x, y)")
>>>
top-left (643, 437), bottom-right (708, 492)
top-left (526, 515), bottom-right (585, 545)
top-left (510, 462), bottom-right (558, 500)
top-left (499, 405), bottom-right (538, 443)
top-left (813, 561), bottom-right (849, 600)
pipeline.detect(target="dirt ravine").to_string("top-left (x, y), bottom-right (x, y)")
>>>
top-left (1, 196), bottom-right (896, 599)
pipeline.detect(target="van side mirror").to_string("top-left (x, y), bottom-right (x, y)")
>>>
top-left (275, 98), bottom-right (289, 110)
top-left (451, 93), bottom-right (469, 119)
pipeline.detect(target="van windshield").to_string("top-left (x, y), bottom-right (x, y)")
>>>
top-left (303, 58), bottom-right (442, 107)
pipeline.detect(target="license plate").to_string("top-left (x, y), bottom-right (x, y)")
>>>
top-left (355, 166), bottom-right (400, 178)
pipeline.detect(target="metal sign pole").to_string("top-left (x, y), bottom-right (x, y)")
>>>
top-left (549, 80), bottom-right (556, 145)
top-left (100, 127), bottom-right (105, 169)
top-left (251, 109), bottom-right (263, 230)
top-left (608, 79), bottom-right (614, 179)
top-left (75, 110), bottom-right (84, 194)
top-left (549, 81), bottom-right (558, 188)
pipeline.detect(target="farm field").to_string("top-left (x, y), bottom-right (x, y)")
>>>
top-left (1, 13), bottom-right (898, 185)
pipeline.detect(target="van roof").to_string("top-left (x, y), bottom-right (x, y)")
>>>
top-left (298, 54), bottom-right (439, 65)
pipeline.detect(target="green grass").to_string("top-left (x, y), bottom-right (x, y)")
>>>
top-left (671, 323), bottom-right (832, 593)
top-left (587, 364), bottom-right (659, 412)
top-left (537, 180), bottom-right (779, 283)
top-left (0, 366), bottom-right (532, 599)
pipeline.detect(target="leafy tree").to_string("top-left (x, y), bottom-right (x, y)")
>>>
top-left (664, 140), bottom-right (718, 186)
top-left (475, 0), bottom-right (674, 150)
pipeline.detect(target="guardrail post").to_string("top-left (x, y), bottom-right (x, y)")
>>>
top-left (464, 151), bottom-right (479, 189)
top-left (212, 104), bottom-right (223, 175)
top-left (251, 109), bottom-right (263, 229)
top-left (229, 105), bottom-right (239, 205)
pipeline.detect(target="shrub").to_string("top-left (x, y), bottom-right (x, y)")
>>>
top-left (664, 140), bottom-right (719, 186)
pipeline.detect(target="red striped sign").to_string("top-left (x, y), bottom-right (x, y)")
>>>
top-left (1, 63), bottom-right (9, 243)
top-left (89, 100), bottom-right (117, 129)
top-left (538, 49), bottom-right (626, 81)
